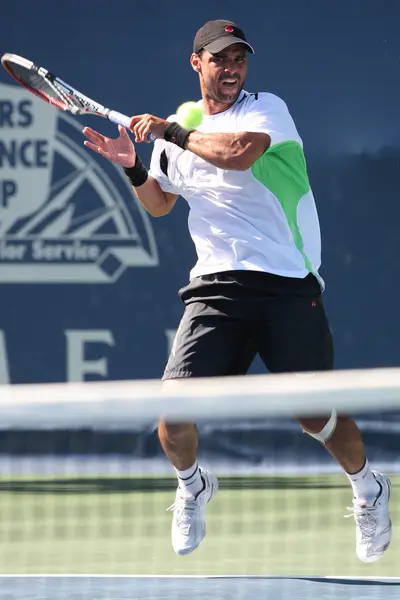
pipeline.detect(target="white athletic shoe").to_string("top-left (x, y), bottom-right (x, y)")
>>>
top-left (345, 471), bottom-right (392, 563)
top-left (167, 468), bottom-right (218, 556)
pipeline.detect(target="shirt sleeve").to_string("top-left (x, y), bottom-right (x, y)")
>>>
top-left (148, 139), bottom-right (180, 195)
top-left (240, 93), bottom-right (301, 148)
top-left (147, 106), bottom-right (184, 197)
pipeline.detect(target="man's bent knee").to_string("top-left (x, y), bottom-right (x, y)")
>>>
top-left (296, 409), bottom-right (338, 444)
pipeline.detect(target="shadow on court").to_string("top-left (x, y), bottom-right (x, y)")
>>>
top-left (0, 475), bottom-right (369, 494)
top-left (300, 578), bottom-right (400, 587)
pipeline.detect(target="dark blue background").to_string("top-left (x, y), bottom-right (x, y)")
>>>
top-left (1, 0), bottom-right (399, 383)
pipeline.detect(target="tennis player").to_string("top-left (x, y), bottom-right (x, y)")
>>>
top-left (83, 19), bottom-right (392, 563)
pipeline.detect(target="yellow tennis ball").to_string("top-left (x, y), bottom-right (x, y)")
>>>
top-left (176, 102), bottom-right (203, 129)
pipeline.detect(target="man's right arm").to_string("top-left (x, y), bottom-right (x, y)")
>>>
top-left (132, 176), bottom-right (178, 218)
top-left (82, 125), bottom-right (179, 218)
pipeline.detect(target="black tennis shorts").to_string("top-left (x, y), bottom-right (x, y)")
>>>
top-left (163, 270), bottom-right (334, 380)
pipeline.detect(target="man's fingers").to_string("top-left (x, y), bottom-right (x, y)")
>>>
top-left (129, 115), bottom-right (146, 131)
top-left (134, 122), bottom-right (145, 141)
top-left (132, 116), bottom-right (153, 142)
top-left (137, 121), bottom-right (151, 143)
top-left (84, 141), bottom-right (112, 161)
top-left (83, 127), bottom-right (106, 144)
top-left (131, 122), bottom-right (142, 141)
top-left (97, 148), bottom-right (112, 161)
top-left (118, 125), bottom-right (128, 136)
top-left (83, 140), bottom-right (100, 152)
top-left (130, 115), bottom-right (144, 122)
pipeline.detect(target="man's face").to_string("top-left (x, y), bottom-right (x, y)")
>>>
top-left (192, 43), bottom-right (248, 105)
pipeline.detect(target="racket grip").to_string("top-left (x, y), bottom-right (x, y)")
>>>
top-left (108, 110), bottom-right (131, 128)
top-left (108, 110), bottom-right (155, 142)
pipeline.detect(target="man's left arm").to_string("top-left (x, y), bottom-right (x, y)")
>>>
top-left (129, 114), bottom-right (269, 171)
top-left (184, 131), bottom-right (270, 171)
top-left (129, 97), bottom-right (295, 171)
top-left (183, 96), bottom-right (300, 171)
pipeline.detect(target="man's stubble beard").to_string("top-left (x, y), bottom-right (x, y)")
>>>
top-left (204, 79), bottom-right (244, 105)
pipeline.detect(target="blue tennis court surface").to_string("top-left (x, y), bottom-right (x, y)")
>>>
top-left (0, 576), bottom-right (399, 600)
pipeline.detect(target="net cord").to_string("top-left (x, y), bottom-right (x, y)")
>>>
top-left (0, 367), bottom-right (398, 428)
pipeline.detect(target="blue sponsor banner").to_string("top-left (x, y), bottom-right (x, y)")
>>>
top-left (0, 0), bottom-right (399, 386)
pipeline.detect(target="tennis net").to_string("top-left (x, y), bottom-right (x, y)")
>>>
top-left (0, 368), bottom-right (399, 600)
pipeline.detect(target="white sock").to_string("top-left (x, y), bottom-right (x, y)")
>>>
top-left (346, 459), bottom-right (381, 506)
top-left (175, 461), bottom-right (204, 498)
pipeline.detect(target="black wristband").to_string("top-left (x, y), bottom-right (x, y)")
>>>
top-left (164, 122), bottom-right (192, 149)
top-left (122, 154), bottom-right (148, 187)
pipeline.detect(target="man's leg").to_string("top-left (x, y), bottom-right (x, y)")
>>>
top-left (158, 417), bottom-right (204, 498)
top-left (296, 413), bottom-right (379, 502)
top-left (158, 379), bottom-right (203, 497)
top-left (158, 381), bottom-right (198, 472)
top-left (161, 299), bottom-right (256, 555)
top-left (158, 420), bottom-right (198, 470)
top-left (256, 292), bottom-right (392, 563)
top-left (302, 415), bottom-right (364, 474)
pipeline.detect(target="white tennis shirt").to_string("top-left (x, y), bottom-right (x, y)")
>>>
top-left (149, 90), bottom-right (322, 284)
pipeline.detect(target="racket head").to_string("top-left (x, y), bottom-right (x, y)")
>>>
top-left (1, 53), bottom-right (131, 128)
top-left (1, 53), bottom-right (71, 111)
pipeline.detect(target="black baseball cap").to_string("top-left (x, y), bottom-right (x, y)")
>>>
top-left (193, 19), bottom-right (255, 55)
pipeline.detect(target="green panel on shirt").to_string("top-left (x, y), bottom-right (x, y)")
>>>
top-left (251, 141), bottom-right (313, 271)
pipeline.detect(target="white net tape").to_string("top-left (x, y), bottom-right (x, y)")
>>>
top-left (0, 367), bottom-right (399, 428)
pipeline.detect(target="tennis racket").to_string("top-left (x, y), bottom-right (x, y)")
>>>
top-left (1, 53), bottom-right (132, 128)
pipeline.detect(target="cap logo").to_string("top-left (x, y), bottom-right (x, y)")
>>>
top-left (225, 25), bottom-right (234, 33)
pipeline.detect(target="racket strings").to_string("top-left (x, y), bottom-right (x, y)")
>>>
top-left (49, 77), bottom-right (91, 114)
top-left (44, 76), bottom-right (76, 111)
top-left (5, 59), bottom-right (79, 113)
top-left (2, 52), bottom-right (131, 127)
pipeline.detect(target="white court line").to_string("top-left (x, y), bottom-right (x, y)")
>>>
top-left (0, 575), bottom-right (399, 581)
